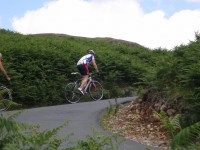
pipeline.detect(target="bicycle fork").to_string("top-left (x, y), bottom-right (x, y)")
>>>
top-left (91, 80), bottom-right (97, 90)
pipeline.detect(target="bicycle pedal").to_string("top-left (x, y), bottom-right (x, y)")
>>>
top-left (78, 89), bottom-right (84, 95)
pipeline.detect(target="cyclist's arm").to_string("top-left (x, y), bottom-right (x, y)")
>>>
top-left (0, 61), bottom-right (10, 81)
top-left (92, 58), bottom-right (99, 73)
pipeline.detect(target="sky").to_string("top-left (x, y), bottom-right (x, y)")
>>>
top-left (0, 0), bottom-right (200, 50)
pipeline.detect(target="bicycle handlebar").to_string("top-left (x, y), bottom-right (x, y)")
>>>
top-left (71, 72), bottom-right (80, 75)
top-left (70, 72), bottom-right (100, 76)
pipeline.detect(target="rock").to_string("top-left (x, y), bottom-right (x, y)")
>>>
top-left (146, 107), bottom-right (153, 115)
top-left (130, 105), bottom-right (136, 112)
top-left (135, 103), bottom-right (140, 109)
top-left (167, 109), bottom-right (176, 116)
top-left (138, 98), bottom-right (143, 103)
top-left (147, 124), bottom-right (151, 128)
top-left (136, 109), bottom-right (140, 114)
top-left (154, 102), bottom-right (162, 111)
top-left (157, 141), bottom-right (168, 147)
top-left (160, 104), bottom-right (167, 111)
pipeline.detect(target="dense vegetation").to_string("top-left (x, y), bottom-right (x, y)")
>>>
top-left (0, 29), bottom-right (161, 107)
top-left (0, 29), bottom-right (199, 149)
top-left (131, 33), bottom-right (200, 149)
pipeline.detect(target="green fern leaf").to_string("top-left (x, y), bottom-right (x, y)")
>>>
top-left (171, 122), bottom-right (200, 149)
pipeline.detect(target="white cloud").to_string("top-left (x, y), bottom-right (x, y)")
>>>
top-left (12, 0), bottom-right (200, 49)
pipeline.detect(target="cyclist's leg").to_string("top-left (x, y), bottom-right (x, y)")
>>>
top-left (80, 75), bottom-right (88, 89)
top-left (77, 64), bottom-right (88, 90)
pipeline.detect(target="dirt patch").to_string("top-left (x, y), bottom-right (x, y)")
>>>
top-left (102, 99), bottom-right (170, 149)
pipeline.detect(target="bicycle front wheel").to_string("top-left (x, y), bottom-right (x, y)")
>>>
top-left (64, 83), bottom-right (81, 104)
top-left (89, 81), bottom-right (103, 101)
top-left (0, 86), bottom-right (12, 111)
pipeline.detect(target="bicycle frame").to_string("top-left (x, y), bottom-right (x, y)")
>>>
top-left (64, 72), bottom-right (103, 103)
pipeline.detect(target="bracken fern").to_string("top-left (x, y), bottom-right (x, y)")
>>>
top-left (170, 122), bottom-right (200, 150)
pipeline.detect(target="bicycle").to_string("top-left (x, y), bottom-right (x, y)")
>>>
top-left (64, 72), bottom-right (103, 103)
top-left (0, 85), bottom-right (12, 111)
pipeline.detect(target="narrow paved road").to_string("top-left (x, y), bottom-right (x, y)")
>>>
top-left (10, 97), bottom-right (163, 150)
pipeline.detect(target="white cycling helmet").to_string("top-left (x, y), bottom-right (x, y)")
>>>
top-left (87, 49), bottom-right (95, 55)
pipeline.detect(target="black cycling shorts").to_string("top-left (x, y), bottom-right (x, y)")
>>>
top-left (77, 64), bottom-right (87, 75)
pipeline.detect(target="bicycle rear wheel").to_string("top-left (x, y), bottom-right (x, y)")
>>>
top-left (89, 81), bottom-right (103, 101)
top-left (64, 82), bottom-right (81, 103)
top-left (0, 86), bottom-right (12, 111)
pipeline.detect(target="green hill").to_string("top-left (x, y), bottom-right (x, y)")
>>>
top-left (0, 29), bottom-right (162, 108)
top-left (0, 29), bottom-right (200, 116)
top-left (0, 29), bottom-right (200, 149)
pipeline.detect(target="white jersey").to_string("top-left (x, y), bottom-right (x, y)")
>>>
top-left (77, 54), bottom-right (94, 65)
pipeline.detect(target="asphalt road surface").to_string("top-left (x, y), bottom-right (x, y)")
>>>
top-left (8, 97), bottom-right (164, 150)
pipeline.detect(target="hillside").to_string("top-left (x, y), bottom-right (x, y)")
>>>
top-left (0, 29), bottom-right (199, 149)
top-left (0, 29), bottom-right (160, 108)
top-left (34, 33), bottom-right (144, 48)
top-left (102, 33), bottom-right (200, 149)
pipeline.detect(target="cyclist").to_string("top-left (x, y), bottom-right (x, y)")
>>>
top-left (0, 53), bottom-right (11, 81)
top-left (77, 50), bottom-right (99, 94)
